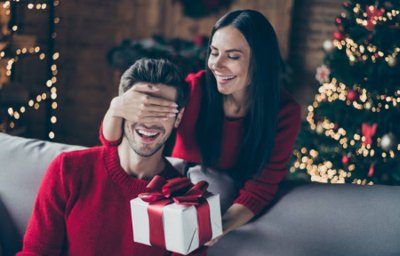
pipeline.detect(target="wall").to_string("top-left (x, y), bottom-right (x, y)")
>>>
top-left (288, 0), bottom-right (343, 106)
top-left (55, 1), bottom-right (120, 145)
top-left (54, 0), bottom-right (294, 146)
top-left (50, 0), bottom-right (343, 146)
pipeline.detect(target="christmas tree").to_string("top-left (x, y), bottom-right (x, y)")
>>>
top-left (291, 0), bottom-right (400, 185)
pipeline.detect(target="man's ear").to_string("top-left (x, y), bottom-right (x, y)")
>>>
top-left (174, 108), bottom-right (185, 128)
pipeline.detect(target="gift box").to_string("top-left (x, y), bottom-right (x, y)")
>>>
top-left (130, 176), bottom-right (223, 255)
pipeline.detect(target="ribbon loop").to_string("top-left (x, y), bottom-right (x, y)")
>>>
top-left (138, 176), bottom-right (209, 205)
top-left (146, 175), bottom-right (167, 192)
top-left (162, 177), bottom-right (193, 197)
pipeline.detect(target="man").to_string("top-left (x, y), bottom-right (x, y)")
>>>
top-left (18, 58), bottom-right (193, 256)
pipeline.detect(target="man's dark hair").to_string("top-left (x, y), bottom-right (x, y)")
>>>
top-left (119, 58), bottom-right (188, 109)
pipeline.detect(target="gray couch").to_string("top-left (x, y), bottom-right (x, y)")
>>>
top-left (1, 132), bottom-right (400, 256)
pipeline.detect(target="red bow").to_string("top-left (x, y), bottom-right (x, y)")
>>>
top-left (365, 5), bottom-right (384, 31)
top-left (362, 123), bottom-right (377, 145)
top-left (139, 176), bottom-right (209, 205)
top-left (138, 176), bottom-right (213, 251)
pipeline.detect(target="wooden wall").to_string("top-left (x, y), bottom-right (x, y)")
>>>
top-left (54, 0), bottom-right (294, 146)
top-left (50, 0), bottom-right (342, 146)
top-left (113, 0), bottom-right (293, 58)
top-left (289, 0), bottom-right (343, 105)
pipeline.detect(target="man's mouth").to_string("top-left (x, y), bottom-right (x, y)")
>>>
top-left (135, 128), bottom-right (161, 142)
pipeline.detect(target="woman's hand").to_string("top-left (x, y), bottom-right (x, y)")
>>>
top-left (103, 83), bottom-right (179, 142)
top-left (204, 203), bottom-right (254, 246)
top-left (110, 83), bottom-right (179, 122)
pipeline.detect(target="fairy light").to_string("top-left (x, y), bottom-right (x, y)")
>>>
top-left (292, 146), bottom-right (380, 185)
top-left (338, 5), bottom-right (400, 66)
top-left (312, 78), bottom-right (400, 114)
top-left (4, 1), bottom-right (60, 140)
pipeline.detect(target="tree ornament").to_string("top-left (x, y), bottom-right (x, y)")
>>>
top-left (342, 154), bottom-right (349, 166)
top-left (362, 123), bottom-right (377, 145)
top-left (315, 64), bottom-right (331, 84)
top-left (381, 133), bottom-right (396, 151)
top-left (323, 40), bottom-right (333, 52)
top-left (368, 163), bottom-right (375, 177)
top-left (364, 101), bottom-right (372, 110)
top-left (365, 5), bottom-right (385, 31)
top-left (335, 17), bottom-right (342, 25)
top-left (347, 90), bottom-right (358, 101)
top-left (342, 2), bottom-right (350, 8)
top-left (316, 123), bottom-right (324, 134)
top-left (333, 31), bottom-right (345, 40)
top-left (387, 54), bottom-right (397, 67)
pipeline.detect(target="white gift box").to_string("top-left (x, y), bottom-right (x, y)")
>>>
top-left (130, 194), bottom-right (222, 255)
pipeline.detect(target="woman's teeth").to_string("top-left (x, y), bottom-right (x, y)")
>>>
top-left (219, 75), bottom-right (235, 80)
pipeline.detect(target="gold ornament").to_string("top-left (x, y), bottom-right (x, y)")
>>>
top-left (381, 133), bottom-right (396, 151)
top-left (387, 54), bottom-right (397, 67)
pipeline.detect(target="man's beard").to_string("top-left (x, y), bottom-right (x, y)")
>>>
top-left (123, 127), bottom-right (167, 157)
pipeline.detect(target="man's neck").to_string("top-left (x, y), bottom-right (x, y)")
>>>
top-left (117, 140), bottom-right (166, 179)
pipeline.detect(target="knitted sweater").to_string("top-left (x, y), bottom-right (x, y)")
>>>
top-left (18, 146), bottom-right (203, 256)
top-left (100, 71), bottom-right (302, 215)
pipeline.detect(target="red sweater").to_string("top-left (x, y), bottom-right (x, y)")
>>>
top-left (18, 146), bottom-right (204, 256)
top-left (100, 71), bottom-right (302, 215)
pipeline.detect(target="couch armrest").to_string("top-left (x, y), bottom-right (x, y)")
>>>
top-left (0, 133), bottom-right (85, 255)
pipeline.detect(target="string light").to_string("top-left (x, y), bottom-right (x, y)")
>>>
top-left (332, 5), bottom-right (400, 65)
top-left (4, 1), bottom-right (60, 140)
top-left (333, 38), bottom-right (400, 63)
top-left (292, 147), bottom-right (376, 185)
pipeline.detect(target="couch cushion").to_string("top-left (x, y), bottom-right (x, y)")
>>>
top-left (208, 182), bottom-right (400, 256)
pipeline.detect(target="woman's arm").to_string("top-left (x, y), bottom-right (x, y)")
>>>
top-left (205, 203), bottom-right (254, 246)
top-left (221, 203), bottom-right (254, 234)
top-left (233, 100), bottom-right (302, 215)
top-left (206, 100), bottom-right (301, 246)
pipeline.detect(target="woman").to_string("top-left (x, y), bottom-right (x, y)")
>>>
top-left (101, 9), bottom-right (301, 245)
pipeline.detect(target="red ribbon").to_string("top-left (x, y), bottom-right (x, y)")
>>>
top-left (362, 123), bottom-right (377, 145)
top-left (138, 176), bottom-right (213, 250)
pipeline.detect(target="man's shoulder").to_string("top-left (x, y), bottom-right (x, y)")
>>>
top-left (55, 146), bottom-right (105, 168)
